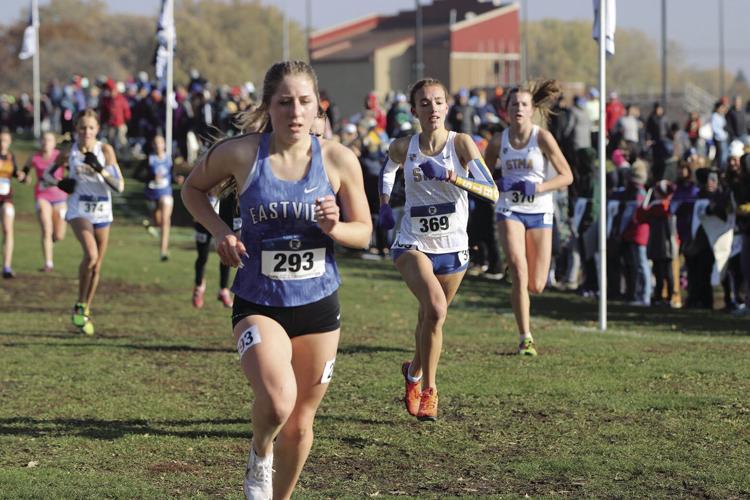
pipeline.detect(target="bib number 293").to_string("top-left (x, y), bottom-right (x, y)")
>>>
top-left (261, 248), bottom-right (325, 280)
top-left (273, 251), bottom-right (314, 273)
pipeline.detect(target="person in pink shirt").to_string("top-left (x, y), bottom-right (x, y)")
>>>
top-left (22, 132), bottom-right (67, 271)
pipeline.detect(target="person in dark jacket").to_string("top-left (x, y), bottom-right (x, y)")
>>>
top-left (637, 180), bottom-right (676, 306)
top-left (726, 95), bottom-right (748, 143)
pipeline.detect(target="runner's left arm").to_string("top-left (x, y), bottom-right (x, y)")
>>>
top-left (95, 144), bottom-right (125, 193)
top-left (420, 133), bottom-right (499, 203)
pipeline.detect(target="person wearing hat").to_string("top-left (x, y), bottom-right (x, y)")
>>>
top-left (385, 93), bottom-right (411, 138)
top-left (447, 87), bottom-right (477, 135)
top-left (621, 159), bottom-right (651, 306)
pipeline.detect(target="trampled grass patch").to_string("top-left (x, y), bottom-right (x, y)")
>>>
top-left (1, 148), bottom-right (748, 497)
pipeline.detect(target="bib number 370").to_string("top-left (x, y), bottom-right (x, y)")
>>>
top-left (511, 192), bottom-right (535, 203)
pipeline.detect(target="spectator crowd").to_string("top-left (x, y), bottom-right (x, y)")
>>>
top-left (2, 72), bottom-right (749, 314)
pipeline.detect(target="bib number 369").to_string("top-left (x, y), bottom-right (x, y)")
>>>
top-left (418, 215), bottom-right (450, 233)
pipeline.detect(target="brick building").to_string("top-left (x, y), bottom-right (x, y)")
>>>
top-left (309, 0), bottom-right (521, 118)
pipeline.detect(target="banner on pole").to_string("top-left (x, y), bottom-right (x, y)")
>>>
top-left (592, 0), bottom-right (616, 56)
top-left (18, 9), bottom-right (37, 60)
top-left (154, 0), bottom-right (175, 81)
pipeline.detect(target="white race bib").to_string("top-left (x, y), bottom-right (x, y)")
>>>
top-left (410, 202), bottom-right (456, 237)
top-left (0, 178), bottom-right (10, 196)
top-left (261, 248), bottom-right (325, 280)
top-left (78, 199), bottom-right (111, 223)
top-left (148, 177), bottom-right (170, 190)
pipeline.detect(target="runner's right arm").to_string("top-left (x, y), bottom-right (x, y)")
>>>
top-left (182, 135), bottom-right (257, 267)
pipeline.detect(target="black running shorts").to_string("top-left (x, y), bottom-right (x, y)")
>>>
top-left (231, 291), bottom-right (341, 338)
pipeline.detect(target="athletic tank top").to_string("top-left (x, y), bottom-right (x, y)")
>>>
top-left (145, 153), bottom-right (172, 193)
top-left (496, 125), bottom-right (554, 215)
top-left (66, 142), bottom-right (112, 223)
top-left (31, 150), bottom-right (66, 201)
top-left (0, 153), bottom-right (15, 198)
top-left (231, 133), bottom-right (340, 307)
top-left (395, 131), bottom-right (468, 253)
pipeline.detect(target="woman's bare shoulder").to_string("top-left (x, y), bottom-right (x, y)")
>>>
top-left (205, 133), bottom-right (261, 168)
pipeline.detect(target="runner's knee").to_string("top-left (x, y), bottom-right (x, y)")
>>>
top-left (82, 250), bottom-right (99, 269)
top-left (255, 393), bottom-right (295, 428)
top-left (528, 278), bottom-right (546, 294)
top-left (279, 417), bottom-right (314, 445)
top-left (422, 298), bottom-right (448, 326)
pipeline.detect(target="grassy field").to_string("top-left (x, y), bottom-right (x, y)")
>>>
top-left (0, 141), bottom-right (748, 498)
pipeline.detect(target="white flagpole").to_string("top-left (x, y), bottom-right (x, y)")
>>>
top-left (165, 0), bottom-right (174, 160)
top-left (598, 0), bottom-right (607, 331)
top-left (32, 0), bottom-right (40, 139)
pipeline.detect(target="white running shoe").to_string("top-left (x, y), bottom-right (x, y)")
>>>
top-left (243, 447), bottom-right (273, 500)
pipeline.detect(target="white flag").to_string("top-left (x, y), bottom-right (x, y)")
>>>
top-left (154, 0), bottom-right (175, 81)
top-left (18, 11), bottom-right (37, 60)
top-left (592, 0), bottom-right (616, 56)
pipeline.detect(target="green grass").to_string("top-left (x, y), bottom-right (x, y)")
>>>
top-left (1, 140), bottom-right (749, 498)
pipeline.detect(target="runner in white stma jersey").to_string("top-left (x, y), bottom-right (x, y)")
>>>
top-left (379, 78), bottom-right (498, 422)
top-left (484, 80), bottom-right (573, 356)
top-left (44, 109), bottom-right (124, 335)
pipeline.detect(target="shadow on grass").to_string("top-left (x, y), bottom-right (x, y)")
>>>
top-left (455, 277), bottom-right (750, 336)
top-left (337, 344), bottom-right (410, 355)
top-left (0, 340), bottom-right (232, 353)
top-left (0, 416), bottom-right (248, 440)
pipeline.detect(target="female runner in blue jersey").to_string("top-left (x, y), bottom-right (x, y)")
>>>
top-left (484, 80), bottom-right (573, 356)
top-left (143, 134), bottom-right (174, 261)
top-left (181, 61), bottom-right (371, 500)
top-left (379, 79), bottom-right (499, 421)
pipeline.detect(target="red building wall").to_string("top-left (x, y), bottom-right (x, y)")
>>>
top-left (450, 11), bottom-right (520, 54)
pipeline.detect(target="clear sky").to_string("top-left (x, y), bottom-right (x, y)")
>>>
top-left (5, 0), bottom-right (749, 80)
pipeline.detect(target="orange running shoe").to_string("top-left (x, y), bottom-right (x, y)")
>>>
top-left (192, 284), bottom-right (205, 309)
top-left (417, 387), bottom-right (438, 421)
top-left (217, 288), bottom-right (233, 308)
top-left (401, 361), bottom-right (421, 416)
